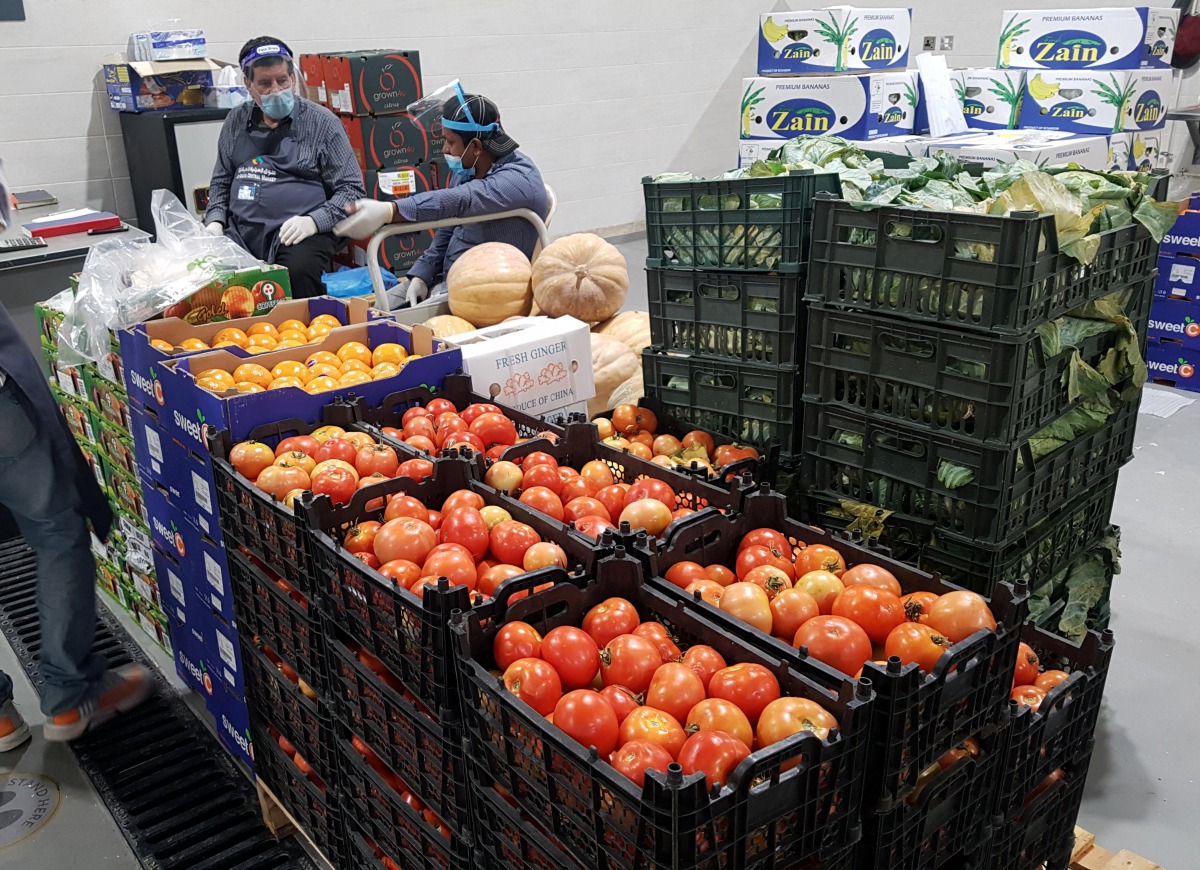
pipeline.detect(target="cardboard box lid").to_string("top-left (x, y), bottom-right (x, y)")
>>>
top-left (124, 58), bottom-right (224, 76)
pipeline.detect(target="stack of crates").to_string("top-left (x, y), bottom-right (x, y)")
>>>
top-left (35, 292), bottom-right (170, 655)
top-left (639, 169), bottom-right (841, 466)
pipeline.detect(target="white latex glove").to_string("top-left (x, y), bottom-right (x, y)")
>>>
top-left (333, 199), bottom-right (394, 239)
top-left (406, 276), bottom-right (430, 306)
top-left (205, 221), bottom-right (224, 236)
top-left (279, 214), bottom-right (318, 246)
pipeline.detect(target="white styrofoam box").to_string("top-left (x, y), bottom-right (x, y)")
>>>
top-left (848, 134), bottom-right (931, 157)
top-left (757, 8), bottom-right (912, 76)
top-left (443, 316), bottom-right (596, 415)
top-left (1018, 69), bottom-right (1170, 135)
top-left (540, 400), bottom-right (590, 426)
top-left (997, 7), bottom-right (1178, 70)
top-left (959, 69), bottom-right (1026, 130)
top-left (741, 71), bottom-right (919, 143)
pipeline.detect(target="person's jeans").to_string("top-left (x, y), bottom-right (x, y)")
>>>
top-left (0, 381), bottom-right (106, 715)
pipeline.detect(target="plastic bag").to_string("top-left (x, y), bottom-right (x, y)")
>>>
top-left (322, 265), bottom-right (397, 298)
top-left (58, 190), bottom-right (262, 364)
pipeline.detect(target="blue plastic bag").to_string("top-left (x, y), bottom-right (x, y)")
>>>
top-left (321, 265), bottom-right (397, 298)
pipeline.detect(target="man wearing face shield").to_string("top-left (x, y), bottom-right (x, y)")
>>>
top-left (334, 87), bottom-right (548, 308)
top-left (204, 36), bottom-right (365, 298)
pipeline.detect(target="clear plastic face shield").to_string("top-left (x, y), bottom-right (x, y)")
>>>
top-left (407, 80), bottom-right (497, 175)
top-left (241, 44), bottom-right (300, 117)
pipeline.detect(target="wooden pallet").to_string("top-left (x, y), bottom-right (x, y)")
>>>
top-left (256, 778), bottom-right (335, 870)
top-left (1072, 827), bottom-right (1165, 869)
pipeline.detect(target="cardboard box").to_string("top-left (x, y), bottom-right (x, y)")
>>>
top-left (144, 481), bottom-right (234, 621)
top-left (129, 403), bottom-right (223, 539)
top-left (1159, 201), bottom-right (1200, 255)
top-left (1155, 252), bottom-right (1200, 301)
top-left (1148, 296), bottom-right (1200, 350)
top-left (851, 134), bottom-right (931, 157)
top-left (342, 113), bottom-right (443, 170)
top-left (104, 59), bottom-right (221, 112)
top-left (998, 7), bottom-right (1178, 70)
top-left (960, 69), bottom-right (1025, 130)
top-left (206, 611), bottom-right (244, 695)
top-left (117, 508), bottom-right (154, 577)
top-left (209, 678), bottom-right (253, 768)
top-left (52, 386), bottom-right (98, 443)
top-left (35, 292), bottom-right (71, 352)
top-left (96, 417), bottom-right (137, 478)
top-left (322, 50), bottom-right (422, 116)
top-left (443, 316), bottom-right (595, 416)
top-left (299, 53), bottom-right (328, 107)
top-left (929, 130), bottom-right (1110, 169)
top-left (1018, 70), bottom-right (1169, 135)
top-left (128, 29), bottom-right (207, 61)
top-left (85, 371), bottom-right (131, 430)
top-left (1130, 127), bottom-right (1170, 172)
top-left (151, 321), bottom-right (460, 451)
top-left (741, 72), bottom-right (919, 143)
top-left (757, 7), bottom-right (912, 76)
top-left (1108, 132), bottom-right (1133, 171)
top-left (365, 162), bottom-right (441, 201)
top-left (106, 461), bottom-right (147, 528)
top-left (167, 609), bottom-right (215, 695)
top-left (1146, 336), bottom-right (1200, 392)
top-left (159, 263), bottom-right (290, 323)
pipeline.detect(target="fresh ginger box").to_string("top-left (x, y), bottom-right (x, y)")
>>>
top-left (998, 8), bottom-right (1178, 70)
top-left (757, 7), bottom-right (911, 75)
top-left (740, 72), bottom-right (918, 142)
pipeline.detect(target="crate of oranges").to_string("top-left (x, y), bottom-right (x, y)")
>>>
top-left (149, 319), bottom-right (462, 450)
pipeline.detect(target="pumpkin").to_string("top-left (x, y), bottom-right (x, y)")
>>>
top-left (532, 233), bottom-right (629, 322)
top-left (588, 333), bottom-right (639, 418)
top-left (447, 242), bottom-right (533, 327)
top-left (593, 311), bottom-right (651, 356)
top-left (422, 314), bottom-right (477, 338)
top-left (607, 371), bottom-right (644, 410)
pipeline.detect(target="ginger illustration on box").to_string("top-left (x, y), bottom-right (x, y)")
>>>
top-left (502, 371), bottom-right (535, 400)
top-left (538, 362), bottom-right (568, 387)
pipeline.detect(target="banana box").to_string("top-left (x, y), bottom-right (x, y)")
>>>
top-left (849, 134), bottom-right (931, 157)
top-left (1108, 132), bottom-right (1133, 171)
top-left (959, 69), bottom-right (1026, 130)
top-left (1130, 129), bottom-right (1170, 172)
top-left (757, 7), bottom-right (912, 76)
top-left (741, 72), bottom-right (918, 143)
top-left (928, 130), bottom-right (1110, 170)
top-left (997, 8), bottom-right (1178, 70)
top-left (1018, 70), bottom-right (1169, 135)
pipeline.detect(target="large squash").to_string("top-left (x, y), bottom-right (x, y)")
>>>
top-left (447, 242), bottom-right (533, 327)
top-left (588, 333), bottom-right (639, 418)
top-left (422, 314), bottom-right (477, 338)
top-left (607, 371), bottom-right (644, 409)
top-left (532, 233), bottom-right (629, 322)
top-left (593, 310), bottom-right (651, 356)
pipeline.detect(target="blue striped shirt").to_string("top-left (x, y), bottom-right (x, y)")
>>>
top-left (395, 150), bottom-right (547, 285)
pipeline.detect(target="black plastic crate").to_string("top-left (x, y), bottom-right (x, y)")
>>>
top-left (857, 721), bottom-right (1008, 870)
top-left (806, 194), bottom-right (1158, 333)
top-left (804, 279), bottom-right (1151, 446)
top-left (646, 487), bottom-right (1027, 808)
top-left (241, 636), bottom-right (337, 778)
top-left (644, 170), bottom-right (841, 273)
top-left (472, 776), bottom-right (586, 870)
top-left (228, 548), bottom-right (327, 693)
top-left (996, 627), bottom-right (1113, 818)
top-left (642, 350), bottom-right (801, 457)
top-left (326, 632), bottom-right (467, 833)
top-left (452, 554), bottom-right (871, 870)
top-left (339, 734), bottom-right (472, 870)
top-left (250, 716), bottom-right (343, 861)
top-left (802, 398), bottom-right (1137, 544)
top-left (646, 268), bottom-right (806, 366)
top-left (300, 453), bottom-right (598, 715)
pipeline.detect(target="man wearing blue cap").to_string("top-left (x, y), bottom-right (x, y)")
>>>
top-left (335, 86), bottom-right (548, 308)
top-left (204, 36), bottom-right (365, 297)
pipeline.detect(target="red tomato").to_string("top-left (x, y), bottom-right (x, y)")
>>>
top-left (519, 486), bottom-right (565, 522)
top-left (580, 460), bottom-right (616, 489)
top-left (442, 489), bottom-right (485, 514)
top-left (1014, 642), bottom-right (1041, 687)
top-left (610, 740), bottom-right (674, 787)
top-left (599, 685), bottom-right (639, 725)
top-left (554, 690), bottom-right (619, 757)
top-left (422, 546), bottom-right (477, 590)
top-left (355, 444), bottom-right (399, 478)
top-left (232, 441), bottom-right (278, 479)
top-left (757, 697), bottom-right (838, 749)
top-left (559, 476), bottom-right (598, 504)
top-left (439, 508), bottom-right (490, 561)
top-left (900, 591), bottom-right (938, 624)
top-left (582, 597), bottom-right (640, 647)
top-left (794, 544), bottom-right (847, 577)
top-left (403, 416), bottom-right (436, 441)
top-left (356, 473), bottom-right (390, 510)
top-left (312, 468), bottom-right (357, 505)
top-left (433, 416), bottom-right (469, 447)
top-left (720, 582), bottom-right (773, 634)
top-left (397, 458), bottom-right (435, 482)
top-left (343, 521), bottom-right (381, 554)
top-left (927, 591), bottom-right (997, 642)
top-left (618, 499), bottom-right (673, 536)
top-left (443, 432), bottom-right (485, 454)
top-left (469, 413), bottom-right (518, 448)
top-left (707, 664), bottom-right (781, 726)
top-left (353, 551), bottom-right (382, 570)
top-left (681, 645), bottom-right (727, 688)
top-left (685, 699), bottom-right (753, 749)
top-left (522, 451), bottom-right (558, 469)
top-left (677, 730), bottom-right (750, 788)
top-left (645, 662), bottom-right (706, 725)
top-left (769, 588), bottom-right (820, 641)
top-left (841, 563), bottom-right (902, 597)
top-left (378, 559), bottom-right (421, 589)
top-left (563, 497), bottom-right (611, 524)
top-left (520, 463), bottom-right (563, 495)
top-left (706, 565), bottom-right (737, 587)
top-left (541, 626), bottom-right (600, 689)
top-left (625, 478), bottom-right (677, 511)
top-left (739, 529), bottom-right (793, 561)
top-left (1012, 684), bottom-right (1047, 711)
top-left (735, 545), bottom-right (790, 582)
top-left (461, 403), bottom-right (501, 425)
top-left (255, 465), bottom-right (310, 500)
top-left (793, 616), bottom-right (872, 678)
top-left (493, 622), bottom-right (543, 671)
top-left (664, 561), bottom-right (709, 589)
top-left (427, 509), bottom-right (443, 530)
top-left (632, 623), bottom-right (681, 662)
top-left (831, 585), bottom-right (906, 645)
top-left (384, 495), bottom-right (427, 522)
top-left (743, 565), bottom-right (793, 601)
top-left (401, 406), bottom-right (432, 426)
top-left (523, 541), bottom-right (567, 572)
top-left (619, 706), bottom-right (686, 759)
top-left (502, 658), bottom-right (561, 716)
top-left (573, 515), bottom-right (616, 540)
top-left (315, 438), bottom-right (357, 465)
top-left (601, 634), bottom-right (662, 694)
top-left (595, 485), bottom-right (629, 523)
top-left (419, 397), bottom-right (452, 416)
top-left (275, 435), bottom-right (320, 458)
top-left (884, 622), bottom-right (953, 672)
top-left (374, 518), bottom-right (436, 565)
top-left (483, 461), bottom-right (523, 495)
top-left (685, 579), bottom-right (723, 607)
top-left (1035, 670), bottom-right (1071, 692)
top-left (477, 564), bottom-right (522, 597)
top-left (489, 520), bottom-right (541, 566)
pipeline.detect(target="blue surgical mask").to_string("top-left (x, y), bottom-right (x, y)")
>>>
top-left (443, 152), bottom-right (474, 179)
top-left (261, 90), bottom-right (295, 120)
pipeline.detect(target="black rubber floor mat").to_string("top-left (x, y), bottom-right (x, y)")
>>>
top-left (0, 538), bottom-right (320, 870)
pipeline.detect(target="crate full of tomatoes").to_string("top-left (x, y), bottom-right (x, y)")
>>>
top-left (452, 554), bottom-right (872, 870)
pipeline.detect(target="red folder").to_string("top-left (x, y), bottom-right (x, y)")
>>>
top-left (24, 211), bottom-right (121, 238)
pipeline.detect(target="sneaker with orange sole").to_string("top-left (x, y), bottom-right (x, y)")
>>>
top-left (0, 701), bottom-right (30, 751)
top-left (43, 664), bottom-right (152, 743)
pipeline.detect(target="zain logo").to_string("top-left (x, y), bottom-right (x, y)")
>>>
top-left (859, 29), bottom-right (898, 67)
top-left (1134, 91), bottom-right (1163, 129)
top-left (768, 99), bottom-right (836, 133)
top-left (1031, 31), bottom-right (1108, 67)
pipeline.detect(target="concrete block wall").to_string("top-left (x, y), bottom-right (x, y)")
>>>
top-left (1, 0), bottom-right (1197, 236)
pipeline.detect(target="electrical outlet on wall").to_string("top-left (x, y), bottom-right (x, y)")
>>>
top-left (940, 35), bottom-right (954, 50)
top-left (922, 35), bottom-right (936, 51)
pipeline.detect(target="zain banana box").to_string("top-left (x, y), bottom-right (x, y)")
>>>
top-left (757, 7), bottom-right (912, 75)
top-left (741, 72), bottom-right (918, 143)
top-left (1018, 70), bottom-right (1170, 135)
top-left (929, 131), bottom-right (1110, 170)
top-left (997, 8), bottom-right (1178, 71)
top-left (959, 69), bottom-right (1026, 130)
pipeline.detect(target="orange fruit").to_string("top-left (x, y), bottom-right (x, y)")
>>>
top-left (232, 363), bottom-right (273, 388)
top-left (247, 334), bottom-right (278, 350)
top-left (370, 362), bottom-right (401, 380)
top-left (278, 319), bottom-right (307, 333)
top-left (271, 360), bottom-right (309, 383)
top-left (337, 341), bottom-right (372, 365)
top-left (213, 340), bottom-right (241, 349)
top-left (197, 376), bottom-right (233, 393)
top-left (306, 324), bottom-right (334, 342)
top-left (309, 314), bottom-right (342, 330)
top-left (247, 322), bottom-right (279, 337)
top-left (196, 369), bottom-right (236, 388)
top-left (304, 376), bottom-right (339, 394)
top-left (340, 358), bottom-right (370, 374)
top-left (275, 339), bottom-right (303, 350)
top-left (269, 377), bottom-right (304, 390)
top-left (278, 329), bottom-right (308, 344)
top-left (246, 345), bottom-right (273, 355)
top-left (371, 343), bottom-right (408, 366)
top-left (338, 370), bottom-right (371, 387)
top-left (150, 339), bottom-right (175, 353)
top-left (236, 382), bottom-right (265, 393)
top-left (178, 338), bottom-right (210, 351)
top-left (404, 354), bottom-right (422, 364)
top-left (307, 363), bottom-right (342, 380)
top-left (213, 327), bottom-right (249, 347)
top-left (306, 351), bottom-right (341, 369)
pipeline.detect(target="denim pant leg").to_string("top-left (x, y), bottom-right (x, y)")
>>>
top-left (0, 382), bottom-right (106, 715)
